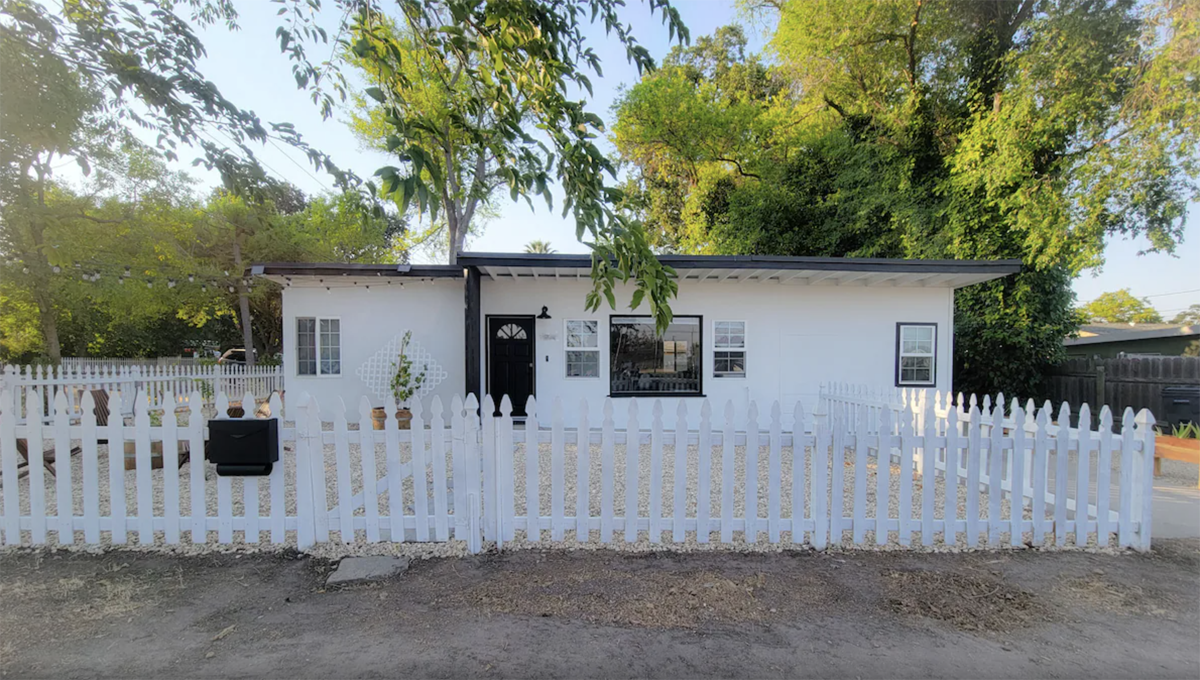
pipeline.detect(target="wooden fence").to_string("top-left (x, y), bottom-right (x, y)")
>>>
top-left (0, 386), bottom-right (1156, 552)
top-left (1046, 355), bottom-right (1199, 428)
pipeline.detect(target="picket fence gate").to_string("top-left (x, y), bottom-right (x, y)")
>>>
top-left (0, 386), bottom-right (1156, 552)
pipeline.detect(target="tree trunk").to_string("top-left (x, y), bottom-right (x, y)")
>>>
top-left (32, 284), bottom-right (61, 362)
top-left (232, 239), bottom-right (255, 367)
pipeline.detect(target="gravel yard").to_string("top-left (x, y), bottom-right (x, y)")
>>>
top-left (4, 422), bottom-right (1163, 555)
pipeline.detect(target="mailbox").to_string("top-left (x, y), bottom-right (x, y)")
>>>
top-left (206, 418), bottom-right (279, 476)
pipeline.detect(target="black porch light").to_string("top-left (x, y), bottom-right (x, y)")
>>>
top-left (536, 306), bottom-right (551, 319)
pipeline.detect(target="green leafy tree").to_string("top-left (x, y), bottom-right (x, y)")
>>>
top-left (1170, 304), bottom-right (1200, 325)
top-left (615, 1), bottom-right (1198, 396)
top-left (1080, 289), bottom-right (1164, 324)
top-left (287, 0), bottom-right (689, 329)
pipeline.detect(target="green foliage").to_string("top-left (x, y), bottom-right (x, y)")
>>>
top-left (524, 240), bottom-right (555, 254)
top-left (1080, 289), bottom-right (1164, 324)
top-left (390, 331), bottom-right (426, 406)
top-left (615, 1), bottom-right (1198, 396)
top-left (1170, 304), bottom-right (1200, 325)
top-left (289, 0), bottom-right (690, 331)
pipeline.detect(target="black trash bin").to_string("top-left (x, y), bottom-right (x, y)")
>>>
top-left (1161, 385), bottom-right (1200, 429)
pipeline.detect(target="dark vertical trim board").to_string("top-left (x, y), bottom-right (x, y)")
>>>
top-left (464, 266), bottom-right (482, 401)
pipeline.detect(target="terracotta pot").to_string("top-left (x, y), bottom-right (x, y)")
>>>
top-left (371, 407), bottom-right (388, 431)
top-left (396, 408), bottom-right (413, 430)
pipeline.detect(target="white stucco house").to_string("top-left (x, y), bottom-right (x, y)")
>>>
top-left (251, 252), bottom-right (1020, 426)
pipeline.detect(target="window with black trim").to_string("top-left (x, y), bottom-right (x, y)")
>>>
top-left (297, 317), bottom-right (341, 376)
top-left (713, 320), bottom-right (746, 377)
top-left (610, 316), bottom-right (701, 395)
top-left (565, 319), bottom-right (599, 377)
top-left (896, 323), bottom-right (935, 386)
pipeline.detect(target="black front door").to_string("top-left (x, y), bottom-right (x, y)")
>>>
top-left (487, 316), bottom-right (535, 416)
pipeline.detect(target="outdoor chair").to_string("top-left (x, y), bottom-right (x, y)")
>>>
top-left (15, 389), bottom-right (109, 478)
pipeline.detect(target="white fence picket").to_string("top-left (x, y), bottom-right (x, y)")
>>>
top-left (358, 397), bottom-right (380, 543)
top-left (649, 400), bottom-right (664, 544)
top-left (162, 393), bottom-right (181, 544)
top-left (525, 396), bottom-right (540, 542)
top-left (768, 402), bottom-right (782, 544)
top-left (53, 390), bottom-right (74, 544)
top-left (625, 399), bottom-right (640, 543)
top-left (551, 398), bottom-right (565, 541)
top-left (577, 399), bottom-right (591, 541)
top-left (698, 401), bottom-right (713, 544)
top-left (1075, 404), bottom-right (1092, 547)
top-left (411, 399), bottom-right (430, 542)
top-left (1, 389), bottom-right (18, 545)
top-left (745, 401), bottom-right (760, 543)
top-left (431, 396), bottom-right (450, 541)
top-left (28, 388), bottom-right (47, 544)
top-left (720, 401), bottom-right (735, 544)
top-left (600, 399), bottom-right (615, 542)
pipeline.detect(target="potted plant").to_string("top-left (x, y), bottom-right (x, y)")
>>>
top-left (372, 331), bottom-right (427, 430)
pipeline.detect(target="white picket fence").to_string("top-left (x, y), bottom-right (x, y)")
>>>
top-left (2, 364), bottom-right (283, 422)
top-left (0, 386), bottom-right (1156, 552)
top-left (60, 357), bottom-right (204, 370)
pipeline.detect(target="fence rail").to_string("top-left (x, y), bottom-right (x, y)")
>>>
top-left (0, 385), bottom-right (1156, 553)
top-left (2, 364), bottom-right (283, 421)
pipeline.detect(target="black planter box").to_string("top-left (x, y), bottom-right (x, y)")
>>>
top-left (206, 418), bottom-right (279, 476)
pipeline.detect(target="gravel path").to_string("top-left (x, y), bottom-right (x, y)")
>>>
top-left (3, 422), bottom-right (1150, 559)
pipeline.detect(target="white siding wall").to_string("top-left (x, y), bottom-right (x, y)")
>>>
top-left (281, 280), bottom-right (464, 419)
top-left (481, 278), bottom-right (954, 427)
top-left (280, 276), bottom-right (954, 427)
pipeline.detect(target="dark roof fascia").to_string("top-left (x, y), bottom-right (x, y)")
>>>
top-left (248, 263), bottom-right (463, 279)
top-left (456, 252), bottom-right (1023, 275)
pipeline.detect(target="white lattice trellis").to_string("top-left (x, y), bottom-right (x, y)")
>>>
top-left (356, 333), bottom-right (447, 403)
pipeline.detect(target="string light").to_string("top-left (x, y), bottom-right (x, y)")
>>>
top-left (52, 265), bottom-right (61, 273)
top-left (167, 279), bottom-right (176, 289)
top-left (188, 274), bottom-right (195, 283)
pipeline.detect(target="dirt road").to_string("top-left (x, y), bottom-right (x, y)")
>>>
top-left (2, 541), bottom-right (1197, 678)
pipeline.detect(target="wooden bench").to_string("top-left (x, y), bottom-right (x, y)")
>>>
top-left (1155, 436), bottom-right (1200, 488)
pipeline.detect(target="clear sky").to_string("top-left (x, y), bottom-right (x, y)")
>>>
top-left (170, 1), bottom-right (1198, 319)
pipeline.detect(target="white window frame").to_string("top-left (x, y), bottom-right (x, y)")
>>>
top-left (297, 316), bottom-right (342, 377)
top-left (895, 322), bottom-right (936, 387)
top-left (713, 320), bottom-right (747, 378)
top-left (564, 319), bottom-right (600, 379)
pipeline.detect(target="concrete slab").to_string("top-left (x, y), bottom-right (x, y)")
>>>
top-left (1153, 484), bottom-right (1200, 539)
top-left (326, 556), bottom-right (410, 586)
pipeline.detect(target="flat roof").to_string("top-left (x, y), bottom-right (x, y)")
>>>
top-left (251, 252), bottom-right (1022, 289)
top-left (459, 252), bottom-right (1021, 289)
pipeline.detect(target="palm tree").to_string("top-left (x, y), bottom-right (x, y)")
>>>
top-left (524, 240), bottom-right (555, 254)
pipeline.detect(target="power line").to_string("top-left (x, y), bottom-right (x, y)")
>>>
top-left (1145, 288), bottom-right (1200, 299)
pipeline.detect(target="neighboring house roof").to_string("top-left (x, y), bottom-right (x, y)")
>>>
top-left (252, 252), bottom-right (1022, 289)
top-left (1065, 323), bottom-right (1200, 346)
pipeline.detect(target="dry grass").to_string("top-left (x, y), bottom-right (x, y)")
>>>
top-left (442, 556), bottom-right (840, 629)
top-left (1056, 573), bottom-right (1167, 616)
top-left (883, 569), bottom-right (1045, 632)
